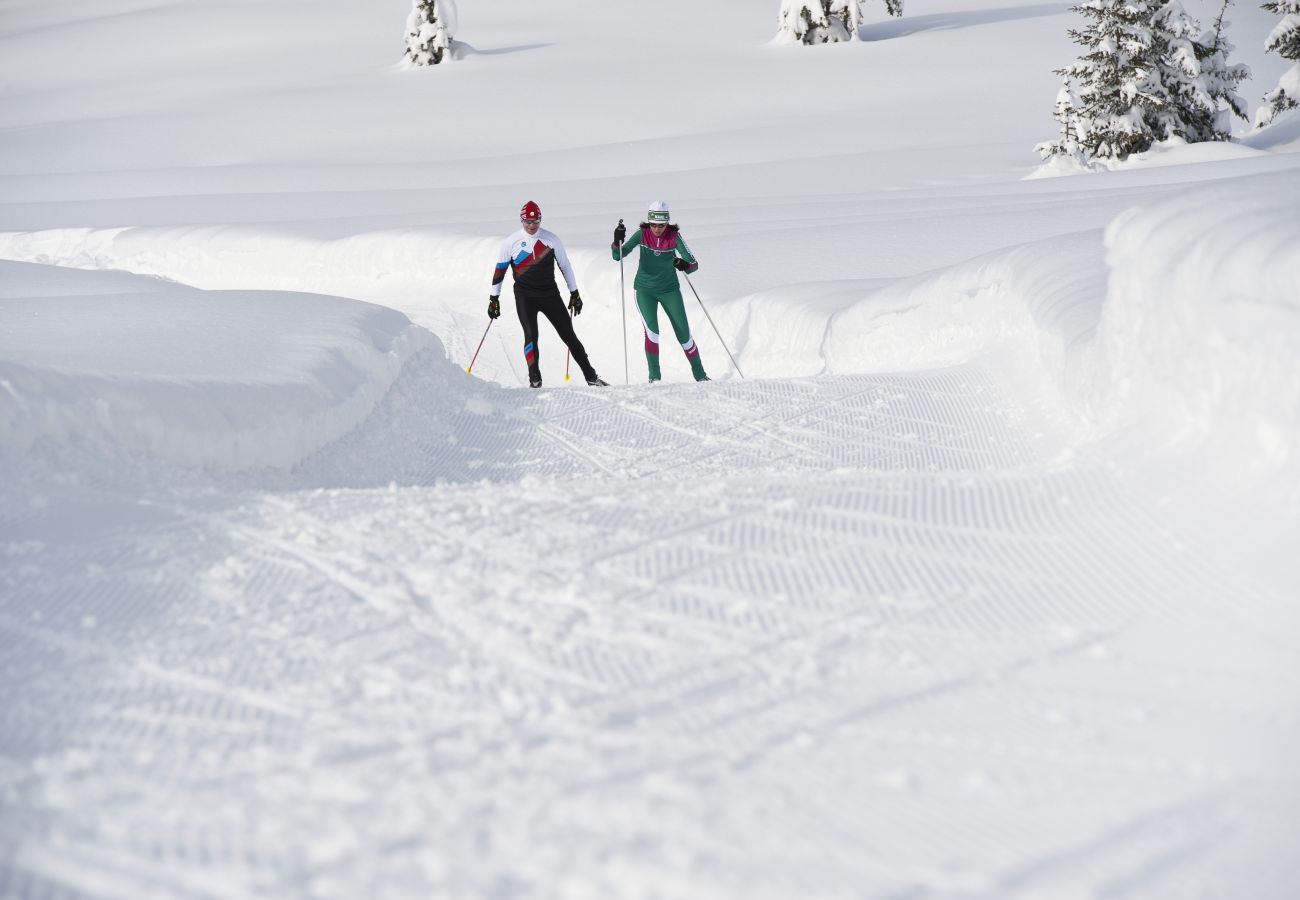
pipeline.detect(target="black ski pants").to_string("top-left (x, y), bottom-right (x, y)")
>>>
top-left (516, 288), bottom-right (594, 383)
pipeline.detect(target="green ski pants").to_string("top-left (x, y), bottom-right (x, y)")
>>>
top-left (635, 288), bottom-right (706, 381)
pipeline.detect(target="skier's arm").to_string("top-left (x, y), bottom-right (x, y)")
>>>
top-left (612, 229), bottom-right (641, 261)
top-left (674, 232), bottom-right (699, 275)
top-left (551, 236), bottom-right (579, 293)
top-left (490, 238), bottom-right (511, 298)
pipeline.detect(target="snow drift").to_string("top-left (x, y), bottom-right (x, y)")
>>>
top-left (0, 261), bottom-right (434, 471)
top-left (1088, 169), bottom-right (1300, 487)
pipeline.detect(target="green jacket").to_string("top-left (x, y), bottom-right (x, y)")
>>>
top-left (612, 225), bottom-right (699, 294)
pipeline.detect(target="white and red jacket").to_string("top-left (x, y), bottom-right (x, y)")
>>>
top-left (490, 227), bottom-right (578, 298)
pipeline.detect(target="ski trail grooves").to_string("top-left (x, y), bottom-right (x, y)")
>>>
top-left (5, 359), bottom-right (1294, 898)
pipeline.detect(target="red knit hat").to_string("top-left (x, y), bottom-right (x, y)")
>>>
top-left (520, 200), bottom-right (541, 222)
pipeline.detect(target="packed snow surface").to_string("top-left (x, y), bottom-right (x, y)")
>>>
top-left (1, 1), bottom-right (1298, 898)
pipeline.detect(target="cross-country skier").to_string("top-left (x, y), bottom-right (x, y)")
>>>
top-left (611, 201), bottom-right (709, 383)
top-left (490, 201), bottom-right (608, 388)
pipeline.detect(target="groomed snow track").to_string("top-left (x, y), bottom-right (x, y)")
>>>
top-left (3, 349), bottom-right (1296, 899)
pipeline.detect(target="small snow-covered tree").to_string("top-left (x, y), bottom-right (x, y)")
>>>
top-left (403, 0), bottom-right (456, 67)
top-left (1256, 0), bottom-right (1300, 126)
top-left (1196, 1), bottom-right (1251, 135)
top-left (1148, 1), bottom-right (1221, 142)
top-left (776, 0), bottom-right (854, 43)
top-left (776, 0), bottom-right (901, 45)
top-left (1037, 75), bottom-right (1089, 163)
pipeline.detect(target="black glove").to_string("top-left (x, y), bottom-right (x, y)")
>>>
top-left (613, 220), bottom-right (626, 245)
top-left (488, 296), bottom-right (500, 319)
top-left (568, 290), bottom-right (583, 316)
top-left (674, 258), bottom-right (692, 271)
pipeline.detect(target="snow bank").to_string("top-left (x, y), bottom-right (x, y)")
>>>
top-left (1245, 102), bottom-right (1300, 152)
top-left (0, 224), bottom-right (634, 389)
top-left (0, 226), bottom-right (487, 303)
top-left (0, 223), bottom-right (1109, 416)
top-left (822, 233), bottom-right (1104, 381)
top-left (1084, 169), bottom-right (1300, 488)
top-left (728, 167), bottom-right (1300, 502)
top-left (0, 261), bottom-right (435, 471)
top-left (1026, 135), bottom-right (1273, 179)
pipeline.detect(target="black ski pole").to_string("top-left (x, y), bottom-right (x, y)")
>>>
top-left (617, 219), bottom-right (629, 385)
top-left (683, 273), bottom-right (743, 379)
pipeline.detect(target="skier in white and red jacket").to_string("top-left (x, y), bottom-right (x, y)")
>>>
top-left (489, 201), bottom-right (607, 388)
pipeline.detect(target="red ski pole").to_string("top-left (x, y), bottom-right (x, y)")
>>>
top-left (465, 319), bottom-right (493, 375)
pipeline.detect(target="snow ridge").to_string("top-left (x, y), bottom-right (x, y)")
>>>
top-left (1090, 168), bottom-right (1300, 485)
top-left (0, 261), bottom-right (435, 472)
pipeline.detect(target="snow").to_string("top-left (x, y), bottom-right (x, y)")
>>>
top-left (0, 261), bottom-right (432, 469)
top-left (2, 1), bottom-right (1299, 898)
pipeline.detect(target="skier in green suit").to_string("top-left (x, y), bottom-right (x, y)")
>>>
top-left (612, 200), bottom-right (709, 383)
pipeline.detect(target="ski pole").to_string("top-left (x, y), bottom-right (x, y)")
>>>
top-left (465, 318), bottom-right (493, 374)
top-left (683, 273), bottom-right (744, 379)
top-left (564, 306), bottom-right (573, 381)
top-left (618, 219), bottom-right (628, 385)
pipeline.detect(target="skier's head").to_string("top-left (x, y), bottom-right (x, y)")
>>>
top-left (644, 200), bottom-right (674, 235)
top-left (520, 200), bottom-right (542, 233)
top-left (646, 200), bottom-right (670, 228)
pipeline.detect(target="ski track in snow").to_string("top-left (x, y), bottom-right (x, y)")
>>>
top-left (3, 353), bottom-right (1297, 899)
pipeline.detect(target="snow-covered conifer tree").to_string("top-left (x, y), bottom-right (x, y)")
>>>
top-left (1147, 1), bottom-right (1222, 142)
top-left (1036, 75), bottom-right (1089, 163)
top-left (1256, 0), bottom-right (1300, 126)
top-left (1038, 0), bottom-right (1247, 165)
top-left (776, 0), bottom-right (853, 43)
top-left (1195, 1), bottom-right (1250, 135)
top-left (775, 0), bottom-right (901, 45)
top-left (402, 0), bottom-right (456, 67)
top-left (1038, 1), bottom-right (1162, 163)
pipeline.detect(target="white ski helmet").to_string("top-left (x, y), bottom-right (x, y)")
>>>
top-left (646, 200), bottom-right (671, 224)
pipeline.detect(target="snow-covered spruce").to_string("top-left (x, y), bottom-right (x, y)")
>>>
top-left (1038, 0), bottom-right (1246, 166)
top-left (1147, 0), bottom-right (1246, 144)
top-left (1038, 1), bottom-right (1163, 163)
top-left (1195, 0), bottom-right (1250, 135)
top-left (1256, 0), bottom-right (1300, 127)
top-left (402, 0), bottom-right (456, 67)
top-left (775, 0), bottom-right (901, 45)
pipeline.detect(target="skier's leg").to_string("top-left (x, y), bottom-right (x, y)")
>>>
top-left (635, 290), bottom-right (662, 381)
top-left (660, 289), bottom-right (707, 381)
top-left (515, 293), bottom-right (543, 386)
top-left (538, 292), bottom-right (598, 382)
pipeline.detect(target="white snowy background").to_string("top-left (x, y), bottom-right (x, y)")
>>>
top-left (2, 1), bottom-right (1298, 897)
